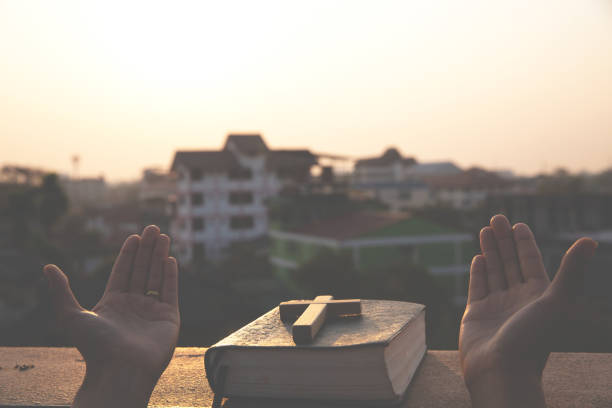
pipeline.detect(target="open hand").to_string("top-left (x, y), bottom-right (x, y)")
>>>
top-left (459, 215), bottom-right (597, 407)
top-left (44, 225), bottom-right (180, 407)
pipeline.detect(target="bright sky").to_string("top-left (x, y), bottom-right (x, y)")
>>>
top-left (1, 0), bottom-right (611, 181)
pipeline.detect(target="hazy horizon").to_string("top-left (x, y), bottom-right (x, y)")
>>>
top-left (2, 0), bottom-right (612, 181)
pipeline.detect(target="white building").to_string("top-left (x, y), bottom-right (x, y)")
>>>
top-left (352, 148), bottom-right (510, 210)
top-left (353, 148), bottom-right (417, 184)
top-left (62, 176), bottom-right (108, 208)
top-left (423, 167), bottom-right (511, 209)
top-left (403, 161), bottom-right (462, 179)
top-left (170, 134), bottom-right (317, 263)
top-left (351, 181), bottom-right (431, 211)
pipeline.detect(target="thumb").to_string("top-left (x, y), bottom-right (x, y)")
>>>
top-left (548, 238), bottom-right (598, 302)
top-left (43, 264), bottom-right (82, 317)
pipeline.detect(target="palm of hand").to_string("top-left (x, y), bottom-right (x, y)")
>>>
top-left (70, 293), bottom-right (180, 374)
top-left (459, 215), bottom-right (596, 387)
top-left (45, 226), bottom-right (180, 381)
top-left (460, 278), bottom-right (549, 385)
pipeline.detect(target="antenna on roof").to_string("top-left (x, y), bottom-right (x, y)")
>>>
top-left (72, 155), bottom-right (80, 180)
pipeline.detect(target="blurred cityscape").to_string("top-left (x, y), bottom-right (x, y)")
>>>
top-left (1, 133), bottom-right (612, 350)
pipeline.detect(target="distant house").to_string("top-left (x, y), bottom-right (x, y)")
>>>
top-left (350, 181), bottom-right (431, 211)
top-left (170, 134), bottom-right (317, 263)
top-left (353, 148), bottom-right (417, 184)
top-left (424, 167), bottom-right (511, 209)
top-left (61, 176), bottom-right (108, 208)
top-left (352, 149), bottom-right (509, 210)
top-left (0, 165), bottom-right (46, 186)
top-left (404, 161), bottom-right (462, 179)
top-left (269, 212), bottom-right (473, 305)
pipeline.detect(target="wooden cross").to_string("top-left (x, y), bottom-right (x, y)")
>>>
top-left (279, 295), bottom-right (361, 345)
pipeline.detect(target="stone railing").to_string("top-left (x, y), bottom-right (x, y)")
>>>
top-left (1, 348), bottom-right (610, 407)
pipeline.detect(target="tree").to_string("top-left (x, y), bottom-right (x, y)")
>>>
top-left (38, 173), bottom-right (69, 232)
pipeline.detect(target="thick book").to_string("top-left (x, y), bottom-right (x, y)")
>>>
top-left (204, 300), bottom-right (426, 404)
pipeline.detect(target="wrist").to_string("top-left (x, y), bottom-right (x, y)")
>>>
top-left (73, 360), bottom-right (159, 408)
top-left (467, 370), bottom-right (546, 408)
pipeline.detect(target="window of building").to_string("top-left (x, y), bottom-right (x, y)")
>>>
top-left (191, 168), bottom-right (203, 181)
top-left (191, 192), bottom-right (204, 206)
top-left (229, 167), bottom-right (252, 180)
top-left (192, 217), bottom-right (205, 231)
top-left (229, 191), bottom-right (254, 205)
top-left (178, 194), bottom-right (186, 205)
top-left (193, 243), bottom-right (205, 261)
top-left (230, 215), bottom-right (254, 230)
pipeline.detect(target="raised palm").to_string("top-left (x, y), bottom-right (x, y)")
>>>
top-left (45, 226), bottom-right (180, 381)
top-left (459, 215), bottom-right (596, 387)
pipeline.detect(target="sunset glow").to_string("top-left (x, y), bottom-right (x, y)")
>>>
top-left (1, 0), bottom-right (611, 180)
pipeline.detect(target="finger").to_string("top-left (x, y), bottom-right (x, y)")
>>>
top-left (480, 226), bottom-right (507, 291)
top-left (490, 215), bottom-right (523, 286)
top-left (130, 225), bottom-right (160, 294)
top-left (104, 234), bottom-right (140, 294)
top-left (146, 234), bottom-right (170, 295)
top-left (512, 223), bottom-right (549, 282)
top-left (43, 264), bottom-right (83, 317)
top-left (161, 257), bottom-right (179, 307)
top-left (467, 255), bottom-right (488, 303)
top-left (548, 238), bottom-right (598, 301)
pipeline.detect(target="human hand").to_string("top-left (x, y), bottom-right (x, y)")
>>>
top-left (43, 225), bottom-right (180, 408)
top-left (459, 215), bottom-right (597, 408)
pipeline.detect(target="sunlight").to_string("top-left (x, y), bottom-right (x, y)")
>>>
top-left (80, 1), bottom-right (312, 87)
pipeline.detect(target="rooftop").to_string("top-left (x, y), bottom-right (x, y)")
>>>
top-left (355, 147), bottom-right (417, 168)
top-left (171, 134), bottom-right (318, 173)
top-left (224, 134), bottom-right (269, 156)
top-left (170, 150), bottom-right (238, 172)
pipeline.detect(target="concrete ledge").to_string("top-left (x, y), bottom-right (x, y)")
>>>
top-left (1, 348), bottom-right (611, 407)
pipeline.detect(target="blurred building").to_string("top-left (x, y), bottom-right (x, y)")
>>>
top-left (170, 134), bottom-right (317, 263)
top-left (486, 192), bottom-right (612, 238)
top-left (350, 181), bottom-right (431, 211)
top-left (269, 212), bottom-right (473, 305)
top-left (353, 148), bottom-right (417, 184)
top-left (404, 161), bottom-right (462, 179)
top-left (422, 167), bottom-right (511, 210)
top-left (0, 165), bottom-right (46, 186)
top-left (352, 149), bottom-right (510, 210)
top-left (61, 176), bottom-right (108, 208)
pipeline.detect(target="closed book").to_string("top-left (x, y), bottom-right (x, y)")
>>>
top-left (204, 300), bottom-right (426, 404)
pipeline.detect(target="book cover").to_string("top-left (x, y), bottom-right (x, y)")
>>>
top-left (205, 299), bottom-right (426, 403)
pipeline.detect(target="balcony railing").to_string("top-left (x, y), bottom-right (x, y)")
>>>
top-left (1, 347), bottom-right (610, 407)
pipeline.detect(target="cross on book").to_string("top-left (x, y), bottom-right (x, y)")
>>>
top-left (279, 295), bottom-right (362, 344)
